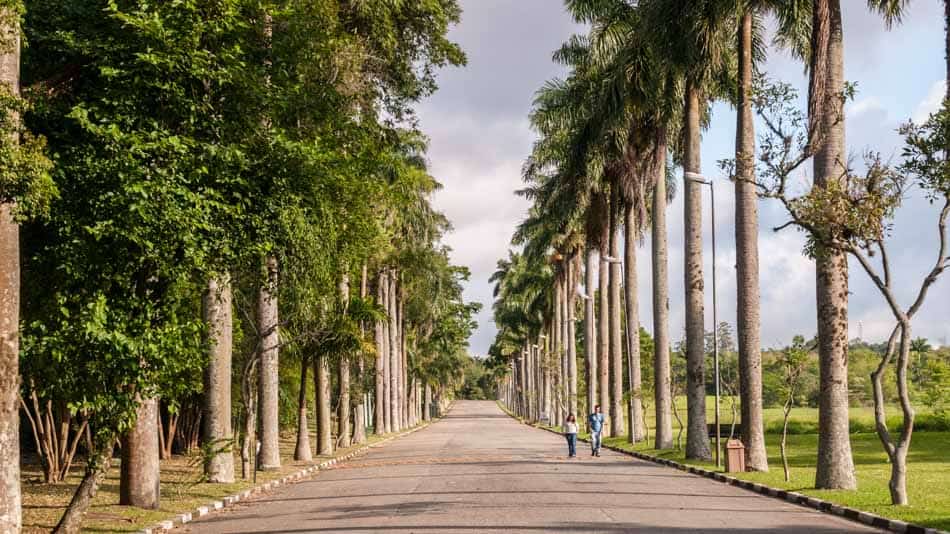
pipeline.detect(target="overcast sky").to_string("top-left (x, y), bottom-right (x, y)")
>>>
top-left (415, 1), bottom-right (949, 356)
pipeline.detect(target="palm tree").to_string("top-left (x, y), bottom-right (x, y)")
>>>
top-left (640, 0), bottom-right (736, 461)
top-left (651, 123), bottom-right (675, 449)
top-left (563, 0), bottom-right (687, 448)
top-left (775, 0), bottom-right (907, 490)
top-left (490, 251), bottom-right (555, 418)
top-left (731, 0), bottom-right (810, 473)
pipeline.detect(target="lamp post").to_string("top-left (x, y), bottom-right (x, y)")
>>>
top-left (685, 171), bottom-right (721, 469)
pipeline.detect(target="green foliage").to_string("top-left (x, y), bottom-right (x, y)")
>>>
top-left (0, 89), bottom-right (54, 214)
top-left (459, 357), bottom-right (492, 400)
top-left (900, 101), bottom-right (950, 200)
top-left (918, 356), bottom-right (950, 415)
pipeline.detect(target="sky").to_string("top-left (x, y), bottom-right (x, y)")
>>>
top-left (415, 1), bottom-right (949, 356)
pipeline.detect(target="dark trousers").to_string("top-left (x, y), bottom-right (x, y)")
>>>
top-left (565, 433), bottom-right (577, 456)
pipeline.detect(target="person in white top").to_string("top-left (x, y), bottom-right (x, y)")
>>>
top-left (563, 414), bottom-right (578, 458)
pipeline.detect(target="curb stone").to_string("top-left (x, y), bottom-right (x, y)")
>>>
top-left (137, 410), bottom-right (449, 534)
top-left (504, 405), bottom-right (947, 534)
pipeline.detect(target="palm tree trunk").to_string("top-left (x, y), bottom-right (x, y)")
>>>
top-left (399, 296), bottom-right (408, 429)
top-left (598, 232), bottom-right (610, 432)
top-left (624, 205), bottom-right (645, 442)
top-left (257, 255), bottom-right (281, 470)
top-left (389, 270), bottom-right (400, 432)
top-left (203, 276), bottom-right (236, 481)
top-left (609, 198), bottom-right (624, 438)
top-left (0, 13), bottom-right (20, 526)
top-left (812, 0), bottom-right (855, 490)
top-left (119, 397), bottom-right (160, 509)
top-left (653, 128), bottom-right (674, 450)
top-left (353, 265), bottom-right (369, 445)
top-left (684, 82), bottom-right (711, 461)
top-left (294, 357), bottom-right (312, 461)
top-left (541, 322), bottom-right (558, 424)
top-left (736, 9), bottom-right (768, 472)
top-left (338, 274), bottom-right (351, 449)
top-left (585, 246), bottom-right (598, 420)
top-left (560, 275), bottom-right (569, 420)
top-left (378, 270), bottom-right (391, 434)
top-left (567, 256), bottom-right (578, 416)
top-left (551, 279), bottom-right (567, 425)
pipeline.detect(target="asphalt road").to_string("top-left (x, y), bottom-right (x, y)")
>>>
top-left (181, 400), bottom-right (880, 533)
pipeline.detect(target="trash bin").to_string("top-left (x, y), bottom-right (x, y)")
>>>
top-left (725, 439), bottom-right (746, 473)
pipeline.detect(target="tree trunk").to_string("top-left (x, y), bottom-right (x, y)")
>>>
top-left (294, 357), bottom-right (312, 462)
top-left (781, 398), bottom-right (792, 482)
top-left (735, 10), bottom-right (768, 472)
top-left (376, 270), bottom-right (389, 434)
top-left (0, 10), bottom-right (21, 530)
top-left (241, 359), bottom-right (257, 479)
top-left (417, 382), bottom-right (423, 423)
top-left (544, 327), bottom-right (553, 420)
top-left (338, 354), bottom-right (351, 448)
top-left (553, 273), bottom-right (563, 424)
top-left (653, 128), bottom-right (674, 450)
top-left (870, 323), bottom-right (916, 505)
top-left (684, 83), bottom-right (711, 461)
top-left (424, 384), bottom-right (432, 421)
top-left (53, 441), bottom-right (114, 534)
top-left (203, 276), bottom-right (235, 482)
top-left (158, 409), bottom-right (178, 460)
top-left (624, 205), bottom-right (645, 442)
top-left (609, 195), bottom-right (624, 438)
top-left (315, 353), bottom-right (332, 455)
top-left (560, 277), bottom-right (568, 420)
top-left (567, 258), bottom-right (578, 416)
top-left (353, 265), bottom-right (368, 445)
top-left (585, 246), bottom-right (597, 420)
top-left (257, 255), bottom-right (281, 470)
top-left (0, 202), bottom-right (19, 532)
top-left (399, 295), bottom-right (408, 429)
top-left (597, 234), bottom-right (610, 432)
top-left (811, 0), bottom-right (855, 490)
top-left (338, 273), bottom-right (351, 448)
top-left (388, 270), bottom-right (400, 432)
top-left (120, 397), bottom-right (160, 509)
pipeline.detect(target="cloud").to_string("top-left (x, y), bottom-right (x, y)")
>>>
top-left (414, 0), bottom-right (582, 354)
top-left (846, 96), bottom-right (884, 118)
top-left (419, 0), bottom-right (950, 354)
top-left (912, 81), bottom-right (946, 124)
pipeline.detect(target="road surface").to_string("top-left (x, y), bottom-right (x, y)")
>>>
top-left (181, 400), bottom-right (879, 533)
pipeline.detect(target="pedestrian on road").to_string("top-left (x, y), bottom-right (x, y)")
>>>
top-left (563, 414), bottom-right (578, 458)
top-left (588, 405), bottom-right (605, 457)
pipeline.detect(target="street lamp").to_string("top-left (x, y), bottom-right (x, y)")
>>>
top-left (685, 171), bottom-right (722, 469)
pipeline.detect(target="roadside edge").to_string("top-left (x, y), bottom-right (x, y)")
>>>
top-left (497, 401), bottom-right (947, 534)
top-left (139, 403), bottom-right (454, 534)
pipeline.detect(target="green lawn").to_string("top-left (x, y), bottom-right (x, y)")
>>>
top-left (600, 432), bottom-right (950, 532)
top-left (527, 398), bottom-right (950, 531)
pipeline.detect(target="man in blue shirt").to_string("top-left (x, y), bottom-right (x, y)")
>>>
top-left (588, 405), bottom-right (605, 457)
